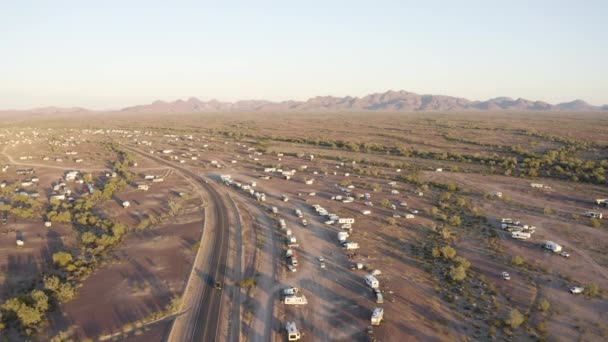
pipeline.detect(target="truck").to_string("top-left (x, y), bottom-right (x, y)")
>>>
top-left (595, 199), bottom-right (608, 207)
top-left (544, 241), bottom-right (562, 253)
top-left (343, 242), bottom-right (360, 250)
top-left (271, 206), bottom-right (278, 214)
top-left (511, 231), bottom-right (531, 240)
top-left (285, 321), bottom-right (301, 341)
top-left (337, 231), bottom-right (349, 242)
top-left (281, 195), bottom-right (289, 202)
top-left (365, 274), bottom-right (379, 289)
top-left (279, 219), bottom-right (287, 229)
top-left (301, 219), bottom-right (308, 226)
top-left (371, 308), bottom-right (383, 326)
top-left (295, 209), bottom-right (303, 218)
top-left (284, 295), bottom-right (308, 305)
top-left (283, 287), bottom-right (299, 296)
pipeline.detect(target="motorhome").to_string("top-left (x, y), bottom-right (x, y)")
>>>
top-left (371, 308), bottom-right (383, 326)
top-left (365, 274), bottom-right (379, 289)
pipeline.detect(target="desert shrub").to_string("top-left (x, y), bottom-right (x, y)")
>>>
top-left (449, 215), bottom-right (461, 226)
top-left (239, 278), bottom-right (257, 288)
top-left (431, 247), bottom-right (441, 258)
top-left (454, 256), bottom-right (471, 269)
top-left (538, 298), bottom-right (550, 312)
top-left (386, 217), bottom-right (397, 226)
top-left (506, 309), bottom-right (525, 329)
top-left (190, 242), bottom-right (200, 253)
top-left (512, 255), bottom-right (524, 266)
top-left (52, 251), bottom-right (73, 267)
top-left (590, 218), bottom-right (601, 228)
top-left (449, 265), bottom-right (466, 282)
top-left (584, 283), bottom-right (600, 298)
top-left (440, 246), bottom-right (456, 260)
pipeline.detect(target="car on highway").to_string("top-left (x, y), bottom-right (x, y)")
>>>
top-left (287, 265), bottom-right (297, 272)
top-left (214, 281), bottom-right (223, 290)
top-left (570, 286), bottom-right (584, 294)
top-left (318, 256), bottom-right (325, 262)
top-left (320, 262), bottom-right (326, 268)
top-left (502, 271), bottom-right (511, 280)
top-left (560, 251), bottom-right (570, 258)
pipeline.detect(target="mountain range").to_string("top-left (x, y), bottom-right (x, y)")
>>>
top-left (119, 91), bottom-right (608, 113)
top-left (5, 91), bottom-right (608, 114)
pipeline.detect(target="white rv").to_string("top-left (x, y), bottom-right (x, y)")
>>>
top-left (284, 295), bottom-right (308, 305)
top-left (371, 308), bottom-right (384, 326)
top-left (365, 274), bottom-right (379, 289)
top-left (544, 241), bottom-right (562, 253)
top-left (511, 231), bottom-right (531, 240)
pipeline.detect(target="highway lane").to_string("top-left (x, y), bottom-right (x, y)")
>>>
top-left (120, 144), bottom-right (230, 342)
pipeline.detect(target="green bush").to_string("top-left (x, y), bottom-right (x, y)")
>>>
top-left (449, 265), bottom-right (466, 282)
top-left (52, 251), bottom-right (73, 267)
top-left (511, 255), bottom-right (524, 266)
top-left (239, 278), bottom-right (257, 288)
top-left (440, 246), bottom-right (456, 260)
top-left (506, 309), bottom-right (525, 329)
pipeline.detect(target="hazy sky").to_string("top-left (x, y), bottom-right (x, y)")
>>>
top-left (1, 0), bottom-right (607, 109)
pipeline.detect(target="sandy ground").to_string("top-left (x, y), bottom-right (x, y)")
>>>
top-left (56, 214), bottom-right (202, 339)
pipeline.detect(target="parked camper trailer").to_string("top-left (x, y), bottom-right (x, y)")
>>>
top-left (544, 241), bottom-right (563, 253)
top-left (343, 242), bottom-right (360, 250)
top-left (284, 295), bottom-right (308, 305)
top-left (511, 231), bottom-right (531, 240)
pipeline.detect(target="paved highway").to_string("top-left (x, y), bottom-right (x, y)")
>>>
top-left (120, 144), bottom-right (230, 342)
